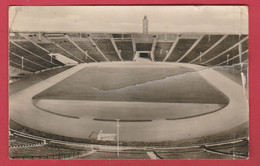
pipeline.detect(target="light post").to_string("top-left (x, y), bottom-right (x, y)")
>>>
top-left (85, 51), bottom-right (88, 60)
top-left (118, 50), bottom-right (121, 57)
top-left (116, 119), bottom-right (120, 159)
top-left (227, 54), bottom-right (230, 71)
top-left (199, 52), bottom-right (202, 63)
top-left (143, 15), bottom-right (148, 34)
top-left (21, 57), bottom-right (24, 69)
top-left (165, 50), bottom-right (168, 57)
top-left (227, 54), bottom-right (230, 66)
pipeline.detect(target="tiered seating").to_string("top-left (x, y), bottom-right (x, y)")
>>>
top-left (9, 33), bottom-right (248, 72)
top-left (9, 136), bottom-right (42, 147)
top-left (9, 54), bottom-right (36, 72)
top-left (241, 38), bottom-right (249, 63)
top-left (93, 39), bottom-right (120, 61)
top-left (154, 149), bottom-right (240, 159)
top-left (193, 35), bottom-right (246, 64)
top-left (136, 43), bottom-right (152, 51)
top-left (166, 39), bottom-right (196, 62)
top-left (112, 34), bottom-right (132, 39)
top-left (10, 145), bottom-right (81, 159)
top-left (112, 34), bottom-right (122, 38)
top-left (49, 38), bottom-right (91, 62)
top-left (9, 42), bottom-right (51, 71)
top-left (115, 41), bottom-right (134, 61)
top-left (210, 46), bottom-right (240, 66)
top-left (212, 39), bottom-right (248, 66)
top-left (180, 35), bottom-right (223, 63)
top-left (13, 41), bottom-right (63, 66)
top-left (156, 34), bottom-right (178, 41)
top-left (66, 33), bottom-right (81, 38)
top-left (9, 32), bottom-right (24, 40)
top-left (154, 42), bottom-right (173, 61)
top-left (155, 139), bottom-right (248, 159)
top-left (21, 33), bottom-right (51, 43)
top-left (242, 38), bottom-right (249, 52)
top-left (74, 39), bottom-right (107, 62)
top-left (134, 34), bottom-right (154, 47)
top-left (233, 63), bottom-right (248, 72)
top-left (38, 43), bottom-right (81, 63)
top-left (77, 151), bottom-right (150, 159)
top-left (206, 140), bottom-right (248, 157)
top-left (241, 52), bottom-right (249, 63)
top-left (9, 117), bottom-right (248, 159)
top-left (90, 33), bottom-right (111, 38)
top-left (123, 34), bottom-right (132, 38)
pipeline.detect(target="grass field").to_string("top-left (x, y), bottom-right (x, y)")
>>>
top-left (33, 64), bottom-right (228, 104)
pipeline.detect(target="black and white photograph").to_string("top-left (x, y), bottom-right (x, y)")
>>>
top-left (8, 6), bottom-right (249, 159)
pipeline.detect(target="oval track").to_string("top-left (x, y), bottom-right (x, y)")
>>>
top-left (9, 62), bottom-right (248, 142)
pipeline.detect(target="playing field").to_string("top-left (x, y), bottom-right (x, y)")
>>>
top-left (9, 62), bottom-right (248, 142)
top-left (33, 64), bottom-right (228, 104)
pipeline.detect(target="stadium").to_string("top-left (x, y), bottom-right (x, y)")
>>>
top-left (9, 6), bottom-right (249, 159)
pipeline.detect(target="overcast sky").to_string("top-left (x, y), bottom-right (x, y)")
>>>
top-left (9, 6), bottom-right (248, 34)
